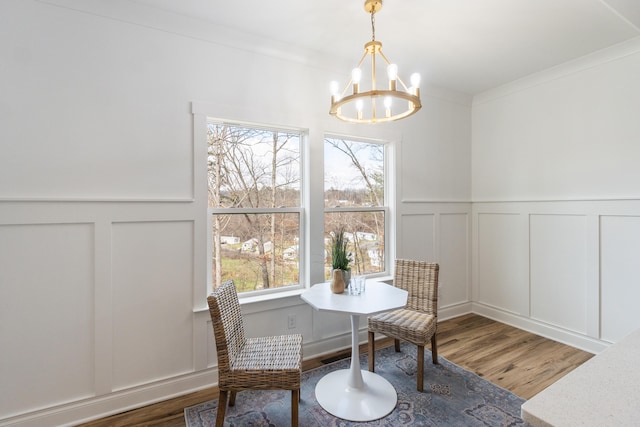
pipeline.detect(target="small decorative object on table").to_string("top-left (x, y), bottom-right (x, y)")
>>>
top-left (329, 226), bottom-right (351, 294)
top-left (330, 269), bottom-right (346, 294)
top-left (351, 276), bottom-right (365, 295)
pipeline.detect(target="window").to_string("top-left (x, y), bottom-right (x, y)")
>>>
top-left (324, 136), bottom-right (388, 280)
top-left (204, 116), bottom-right (393, 297)
top-left (207, 121), bottom-right (302, 294)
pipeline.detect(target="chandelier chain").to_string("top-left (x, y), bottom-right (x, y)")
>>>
top-left (371, 9), bottom-right (376, 41)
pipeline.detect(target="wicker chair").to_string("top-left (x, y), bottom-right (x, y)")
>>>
top-left (207, 280), bottom-right (303, 427)
top-left (368, 259), bottom-right (439, 391)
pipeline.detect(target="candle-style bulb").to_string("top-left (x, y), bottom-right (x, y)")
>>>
top-left (330, 81), bottom-right (339, 96)
top-left (352, 68), bottom-right (362, 84)
top-left (387, 64), bottom-right (398, 80)
top-left (384, 96), bottom-right (392, 118)
top-left (410, 73), bottom-right (421, 88)
top-left (356, 99), bottom-right (363, 120)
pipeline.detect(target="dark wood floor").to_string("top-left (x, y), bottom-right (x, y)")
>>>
top-left (78, 313), bottom-right (593, 427)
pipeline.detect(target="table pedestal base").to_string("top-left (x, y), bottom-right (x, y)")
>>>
top-left (315, 368), bottom-right (397, 421)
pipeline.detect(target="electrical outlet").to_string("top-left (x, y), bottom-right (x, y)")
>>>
top-left (287, 314), bottom-right (296, 329)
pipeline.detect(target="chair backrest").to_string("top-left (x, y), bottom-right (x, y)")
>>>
top-left (207, 279), bottom-right (246, 375)
top-left (394, 259), bottom-right (439, 316)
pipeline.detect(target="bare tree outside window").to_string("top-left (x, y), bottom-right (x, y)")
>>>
top-left (324, 137), bottom-right (387, 279)
top-left (208, 122), bottom-right (301, 293)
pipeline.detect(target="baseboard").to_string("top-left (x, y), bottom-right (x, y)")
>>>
top-left (0, 370), bottom-right (216, 427)
top-left (439, 302), bottom-right (473, 321)
top-left (471, 303), bottom-right (609, 354)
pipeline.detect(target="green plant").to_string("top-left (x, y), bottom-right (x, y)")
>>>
top-left (330, 227), bottom-right (351, 271)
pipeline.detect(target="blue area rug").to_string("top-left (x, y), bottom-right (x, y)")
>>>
top-left (184, 343), bottom-right (529, 426)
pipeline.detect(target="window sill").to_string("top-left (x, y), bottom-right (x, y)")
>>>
top-left (239, 287), bottom-right (307, 305)
top-left (194, 286), bottom-right (309, 315)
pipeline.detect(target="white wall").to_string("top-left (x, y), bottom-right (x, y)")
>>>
top-left (471, 37), bottom-right (640, 353)
top-left (0, 1), bottom-right (472, 425)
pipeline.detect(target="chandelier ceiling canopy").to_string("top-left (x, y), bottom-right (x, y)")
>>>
top-left (329, 0), bottom-right (422, 124)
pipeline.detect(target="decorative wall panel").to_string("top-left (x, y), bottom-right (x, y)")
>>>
top-left (439, 213), bottom-right (469, 305)
top-left (530, 214), bottom-right (588, 334)
top-left (477, 213), bottom-right (527, 315)
top-left (600, 215), bottom-right (640, 343)
top-left (0, 223), bottom-right (94, 416)
top-left (111, 221), bottom-right (194, 390)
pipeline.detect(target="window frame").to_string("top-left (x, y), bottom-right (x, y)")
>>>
top-left (323, 134), bottom-right (394, 278)
top-left (206, 118), bottom-right (306, 298)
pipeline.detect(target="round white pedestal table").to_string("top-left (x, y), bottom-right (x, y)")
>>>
top-left (301, 281), bottom-right (408, 422)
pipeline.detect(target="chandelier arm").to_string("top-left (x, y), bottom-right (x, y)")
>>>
top-left (370, 48), bottom-right (376, 91)
top-left (395, 76), bottom-right (410, 92)
top-left (377, 50), bottom-right (391, 65)
top-left (355, 50), bottom-right (369, 68)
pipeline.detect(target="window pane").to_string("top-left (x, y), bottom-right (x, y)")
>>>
top-left (324, 211), bottom-right (385, 280)
top-left (212, 213), bottom-right (300, 291)
top-left (324, 138), bottom-right (384, 208)
top-left (208, 121), bottom-right (302, 295)
top-left (208, 124), bottom-right (301, 209)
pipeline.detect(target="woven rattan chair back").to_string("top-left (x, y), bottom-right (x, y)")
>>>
top-left (207, 280), bottom-right (246, 382)
top-left (207, 279), bottom-right (302, 427)
top-left (368, 259), bottom-right (440, 391)
top-left (394, 259), bottom-right (439, 316)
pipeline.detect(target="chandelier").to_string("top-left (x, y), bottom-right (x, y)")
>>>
top-left (329, 0), bottom-right (421, 124)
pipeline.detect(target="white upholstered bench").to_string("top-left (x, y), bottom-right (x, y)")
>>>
top-left (521, 329), bottom-right (640, 426)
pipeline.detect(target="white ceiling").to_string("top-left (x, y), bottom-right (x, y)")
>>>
top-left (132, 0), bottom-right (640, 95)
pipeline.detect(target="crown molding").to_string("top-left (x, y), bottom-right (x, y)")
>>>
top-left (473, 35), bottom-right (640, 106)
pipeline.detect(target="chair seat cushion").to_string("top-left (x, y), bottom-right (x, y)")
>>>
top-left (224, 334), bottom-right (302, 390)
top-left (368, 309), bottom-right (436, 346)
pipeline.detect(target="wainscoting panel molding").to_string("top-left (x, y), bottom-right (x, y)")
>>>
top-left (111, 220), bottom-right (195, 391)
top-left (439, 213), bottom-right (471, 306)
top-left (0, 222), bottom-right (95, 418)
top-left (600, 215), bottom-right (640, 343)
top-left (476, 213), bottom-right (528, 316)
top-left (529, 214), bottom-right (588, 335)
